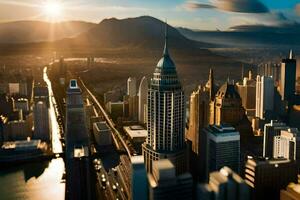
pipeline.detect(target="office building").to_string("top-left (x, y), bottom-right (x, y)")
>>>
top-left (197, 166), bottom-right (250, 200)
top-left (273, 128), bottom-right (300, 161)
top-left (236, 71), bottom-right (256, 116)
top-left (33, 101), bottom-right (50, 141)
top-left (15, 98), bottom-right (29, 113)
top-left (128, 95), bottom-right (138, 121)
top-left (123, 125), bottom-right (147, 144)
top-left (280, 50), bottom-right (296, 101)
top-left (92, 121), bottom-right (112, 146)
top-left (255, 75), bottom-right (274, 119)
top-left (280, 182), bottom-right (300, 200)
top-left (131, 156), bottom-right (148, 200)
top-left (3, 120), bottom-right (31, 141)
top-left (33, 85), bottom-right (49, 107)
top-left (127, 77), bottom-right (137, 97)
top-left (204, 124), bottom-right (240, 173)
top-left (138, 76), bottom-right (148, 124)
top-left (8, 83), bottom-right (19, 95)
top-left (257, 63), bottom-right (280, 85)
top-left (142, 25), bottom-right (187, 175)
top-left (148, 159), bottom-right (193, 200)
top-left (263, 120), bottom-right (288, 158)
top-left (245, 156), bottom-right (298, 200)
top-left (65, 79), bottom-right (92, 200)
top-left (186, 85), bottom-right (209, 154)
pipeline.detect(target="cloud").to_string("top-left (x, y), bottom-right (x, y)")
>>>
top-left (296, 4), bottom-right (300, 16)
top-left (185, 0), bottom-right (269, 13)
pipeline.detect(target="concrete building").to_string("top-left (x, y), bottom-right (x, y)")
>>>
top-left (280, 182), bottom-right (300, 200)
top-left (123, 125), bottom-right (147, 143)
top-left (84, 99), bottom-right (94, 131)
top-left (204, 124), bottom-right (240, 173)
top-left (245, 156), bottom-right (298, 200)
top-left (127, 77), bottom-right (137, 97)
top-left (255, 75), bottom-right (274, 119)
top-left (8, 83), bottom-right (19, 95)
top-left (92, 121), bottom-right (112, 146)
top-left (131, 156), bottom-right (148, 200)
top-left (186, 85), bottom-right (209, 154)
top-left (138, 76), bottom-right (148, 124)
top-left (148, 159), bottom-right (193, 200)
top-left (197, 166), bottom-right (250, 200)
top-left (33, 85), bottom-right (49, 107)
top-left (65, 79), bottom-right (92, 200)
top-left (15, 98), bottom-right (29, 113)
top-left (142, 25), bottom-right (187, 175)
top-left (236, 71), bottom-right (256, 117)
top-left (263, 120), bottom-right (289, 158)
top-left (257, 63), bottom-right (280, 85)
top-left (3, 120), bottom-right (31, 141)
top-left (273, 128), bottom-right (300, 161)
top-left (128, 95), bottom-right (138, 121)
top-left (280, 50), bottom-right (296, 102)
top-left (33, 101), bottom-right (50, 141)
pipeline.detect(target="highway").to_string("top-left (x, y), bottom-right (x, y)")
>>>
top-left (78, 78), bottom-right (132, 158)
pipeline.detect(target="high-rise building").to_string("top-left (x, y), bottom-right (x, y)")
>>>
top-left (197, 166), bottom-right (250, 200)
top-left (204, 124), bottom-right (240, 173)
top-left (257, 63), bottom-right (280, 85)
top-left (263, 120), bottom-right (288, 158)
top-left (280, 182), bottom-right (300, 200)
top-left (33, 101), bottom-right (50, 141)
top-left (211, 82), bottom-right (245, 126)
top-left (186, 85), bottom-right (209, 154)
top-left (273, 128), bottom-right (300, 161)
top-left (255, 75), bottom-right (274, 119)
top-left (148, 159), bottom-right (193, 200)
top-left (131, 156), bottom-right (148, 200)
top-left (280, 50), bottom-right (296, 101)
top-left (127, 77), bottom-right (137, 97)
top-left (244, 156), bottom-right (298, 200)
top-left (138, 76), bottom-right (148, 124)
top-left (142, 24), bottom-right (186, 175)
top-left (236, 71), bottom-right (256, 117)
top-left (65, 79), bottom-right (92, 200)
top-left (59, 57), bottom-right (66, 85)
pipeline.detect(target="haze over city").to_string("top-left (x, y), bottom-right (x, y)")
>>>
top-left (0, 1), bottom-right (300, 200)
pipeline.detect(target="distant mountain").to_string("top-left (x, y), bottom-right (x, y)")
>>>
top-left (61, 16), bottom-right (215, 49)
top-left (178, 23), bottom-right (300, 48)
top-left (0, 21), bottom-right (96, 43)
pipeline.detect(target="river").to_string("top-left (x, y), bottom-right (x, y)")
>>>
top-left (0, 67), bottom-right (65, 200)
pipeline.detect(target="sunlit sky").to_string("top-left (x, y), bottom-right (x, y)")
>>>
top-left (0, 0), bottom-right (299, 30)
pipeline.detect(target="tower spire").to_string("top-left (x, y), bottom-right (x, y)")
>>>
top-left (163, 20), bottom-right (169, 56)
top-left (289, 49), bottom-right (293, 59)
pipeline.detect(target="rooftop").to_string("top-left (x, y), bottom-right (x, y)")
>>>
top-left (123, 126), bottom-right (147, 139)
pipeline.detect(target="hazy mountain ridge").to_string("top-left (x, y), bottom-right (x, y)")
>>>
top-left (178, 23), bottom-right (300, 48)
top-left (0, 21), bottom-right (96, 43)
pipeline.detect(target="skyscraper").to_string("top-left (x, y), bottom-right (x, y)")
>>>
top-left (127, 77), bottom-right (137, 97)
top-left (236, 71), bottom-right (256, 116)
top-left (273, 128), bottom-right (300, 161)
top-left (65, 79), bottom-right (92, 200)
top-left (186, 85), bottom-right (209, 153)
top-left (131, 156), bottom-right (148, 200)
top-left (244, 156), bottom-right (298, 200)
top-left (255, 75), bottom-right (274, 119)
top-left (142, 24), bottom-right (186, 175)
top-left (138, 76), bottom-right (148, 124)
top-left (186, 85), bottom-right (210, 182)
top-left (211, 82), bottom-right (245, 126)
top-left (204, 124), bottom-right (240, 173)
top-left (280, 50), bottom-right (296, 101)
top-left (33, 101), bottom-right (50, 141)
top-left (263, 120), bottom-right (288, 158)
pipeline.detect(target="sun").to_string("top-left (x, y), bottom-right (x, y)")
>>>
top-left (42, 0), bottom-right (64, 21)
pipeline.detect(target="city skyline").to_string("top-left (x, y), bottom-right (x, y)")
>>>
top-left (0, 0), bottom-right (299, 30)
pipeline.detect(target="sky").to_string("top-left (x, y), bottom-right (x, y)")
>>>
top-left (0, 0), bottom-right (299, 30)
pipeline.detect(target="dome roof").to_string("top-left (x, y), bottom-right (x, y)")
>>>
top-left (216, 82), bottom-right (240, 99)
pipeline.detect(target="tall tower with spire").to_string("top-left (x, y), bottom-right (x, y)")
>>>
top-left (142, 22), bottom-right (186, 175)
top-left (280, 50), bottom-right (296, 102)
